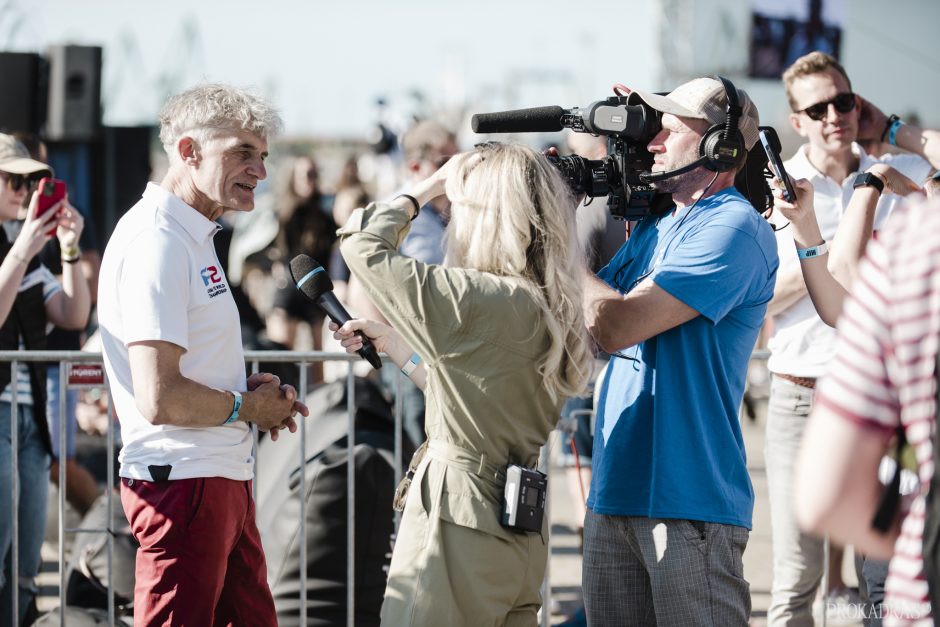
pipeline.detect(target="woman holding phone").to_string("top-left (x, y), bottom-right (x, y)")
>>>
top-left (334, 141), bottom-right (591, 626)
top-left (0, 133), bottom-right (90, 623)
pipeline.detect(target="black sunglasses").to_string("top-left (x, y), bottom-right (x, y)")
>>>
top-left (799, 92), bottom-right (856, 122)
top-left (0, 171), bottom-right (41, 193)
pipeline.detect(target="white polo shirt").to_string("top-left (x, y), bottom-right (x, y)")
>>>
top-left (768, 143), bottom-right (931, 377)
top-left (98, 183), bottom-right (252, 481)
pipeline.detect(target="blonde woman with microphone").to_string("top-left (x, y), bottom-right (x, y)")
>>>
top-left (334, 141), bottom-right (591, 626)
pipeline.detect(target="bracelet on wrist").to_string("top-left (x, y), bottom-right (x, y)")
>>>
top-left (796, 241), bottom-right (829, 260)
top-left (224, 390), bottom-right (243, 425)
top-left (887, 117), bottom-right (904, 147)
top-left (8, 251), bottom-right (29, 265)
top-left (61, 245), bottom-right (81, 264)
top-left (881, 114), bottom-right (900, 143)
top-left (400, 352), bottom-right (421, 378)
top-left (394, 194), bottom-right (421, 221)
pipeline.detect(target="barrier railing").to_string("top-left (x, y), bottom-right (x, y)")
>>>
top-left (2, 348), bottom-right (773, 626)
top-left (2, 350), bottom-right (373, 627)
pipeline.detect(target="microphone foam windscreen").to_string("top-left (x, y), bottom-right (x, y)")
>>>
top-left (289, 254), bottom-right (334, 300)
top-left (471, 106), bottom-right (566, 134)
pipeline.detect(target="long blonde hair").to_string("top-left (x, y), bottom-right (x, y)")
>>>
top-left (444, 142), bottom-right (592, 401)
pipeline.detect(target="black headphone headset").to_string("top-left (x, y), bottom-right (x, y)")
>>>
top-left (698, 75), bottom-right (747, 173)
top-left (639, 75), bottom-right (748, 183)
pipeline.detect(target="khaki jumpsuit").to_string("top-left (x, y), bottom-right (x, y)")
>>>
top-left (339, 202), bottom-right (561, 626)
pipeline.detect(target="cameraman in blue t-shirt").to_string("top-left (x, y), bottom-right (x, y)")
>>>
top-left (581, 77), bottom-right (778, 626)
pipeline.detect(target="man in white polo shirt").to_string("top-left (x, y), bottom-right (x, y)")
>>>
top-left (765, 51), bottom-right (938, 625)
top-left (98, 84), bottom-right (308, 627)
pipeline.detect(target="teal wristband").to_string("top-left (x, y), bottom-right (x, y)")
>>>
top-left (887, 117), bottom-right (904, 147)
top-left (400, 352), bottom-right (421, 377)
top-left (224, 390), bottom-right (243, 424)
top-left (796, 241), bottom-right (829, 260)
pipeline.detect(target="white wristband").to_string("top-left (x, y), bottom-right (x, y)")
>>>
top-left (796, 241), bottom-right (828, 260)
top-left (401, 352), bottom-right (421, 377)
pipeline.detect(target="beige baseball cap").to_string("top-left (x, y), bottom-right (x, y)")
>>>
top-left (629, 77), bottom-right (760, 150)
top-left (0, 133), bottom-right (53, 176)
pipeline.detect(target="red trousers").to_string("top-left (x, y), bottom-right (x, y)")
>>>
top-left (120, 476), bottom-right (277, 627)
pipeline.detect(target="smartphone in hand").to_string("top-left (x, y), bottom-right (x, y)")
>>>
top-left (758, 127), bottom-right (796, 203)
top-left (36, 178), bottom-right (66, 236)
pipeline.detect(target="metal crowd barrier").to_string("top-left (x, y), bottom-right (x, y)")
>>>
top-left (0, 347), bottom-right (549, 627)
top-left (2, 349), bottom-right (773, 627)
top-left (1, 349), bottom-right (373, 627)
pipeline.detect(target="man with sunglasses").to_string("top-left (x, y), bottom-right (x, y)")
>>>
top-left (765, 51), bottom-right (939, 626)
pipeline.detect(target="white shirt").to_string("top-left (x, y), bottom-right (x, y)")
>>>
top-left (98, 183), bottom-right (252, 481)
top-left (767, 143), bottom-right (932, 377)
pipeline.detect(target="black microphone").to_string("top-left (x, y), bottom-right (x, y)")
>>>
top-left (638, 156), bottom-right (710, 182)
top-left (471, 106), bottom-right (566, 134)
top-left (289, 255), bottom-right (383, 370)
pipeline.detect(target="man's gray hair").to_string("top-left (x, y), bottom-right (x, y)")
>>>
top-left (159, 83), bottom-right (283, 157)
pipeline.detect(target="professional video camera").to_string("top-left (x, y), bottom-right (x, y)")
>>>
top-left (471, 81), bottom-right (774, 221)
top-left (471, 97), bottom-right (669, 220)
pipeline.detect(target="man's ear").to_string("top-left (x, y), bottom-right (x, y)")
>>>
top-left (789, 112), bottom-right (807, 138)
top-left (177, 136), bottom-right (199, 165)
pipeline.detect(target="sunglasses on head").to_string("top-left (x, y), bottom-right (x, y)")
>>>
top-left (799, 92), bottom-right (857, 122)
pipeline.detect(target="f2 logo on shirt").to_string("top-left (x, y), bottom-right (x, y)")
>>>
top-left (200, 266), bottom-right (221, 286)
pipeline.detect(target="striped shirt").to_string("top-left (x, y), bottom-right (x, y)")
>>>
top-left (816, 198), bottom-right (940, 626)
top-left (0, 263), bottom-right (61, 406)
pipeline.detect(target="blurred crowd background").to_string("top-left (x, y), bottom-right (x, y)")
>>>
top-left (1, 0), bottom-right (939, 622)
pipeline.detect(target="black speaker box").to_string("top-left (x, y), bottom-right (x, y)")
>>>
top-left (46, 45), bottom-right (102, 141)
top-left (101, 126), bottom-right (154, 237)
top-left (0, 52), bottom-right (46, 134)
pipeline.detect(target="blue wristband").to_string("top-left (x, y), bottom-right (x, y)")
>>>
top-left (224, 390), bottom-right (243, 424)
top-left (400, 352), bottom-right (421, 377)
top-left (887, 117), bottom-right (904, 147)
top-left (796, 241), bottom-right (829, 259)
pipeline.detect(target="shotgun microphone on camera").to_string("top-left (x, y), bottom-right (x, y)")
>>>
top-left (471, 106), bottom-right (567, 134)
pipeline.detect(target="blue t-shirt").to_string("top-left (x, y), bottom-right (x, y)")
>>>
top-left (588, 187), bottom-right (778, 529)
top-left (401, 203), bottom-right (447, 264)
